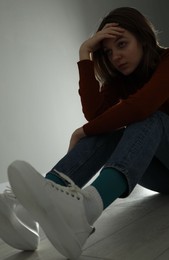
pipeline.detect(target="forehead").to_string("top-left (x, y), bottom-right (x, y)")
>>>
top-left (102, 30), bottom-right (135, 48)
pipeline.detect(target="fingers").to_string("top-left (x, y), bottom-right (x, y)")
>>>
top-left (80, 23), bottom-right (124, 54)
top-left (99, 23), bottom-right (125, 39)
top-left (103, 22), bottom-right (119, 29)
top-left (102, 23), bottom-right (124, 32)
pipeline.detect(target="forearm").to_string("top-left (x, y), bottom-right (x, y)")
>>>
top-left (78, 60), bottom-right (119, 121)
top-left (78, 60), bottom-right (103, 121)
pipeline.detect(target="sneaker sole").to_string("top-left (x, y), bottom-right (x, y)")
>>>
top-left (0, 196), bottom-right (39, 251)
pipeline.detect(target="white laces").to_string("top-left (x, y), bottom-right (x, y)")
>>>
top-left (47, 170), bottom-right (89, 200)
top-left (3, 186), bottom-right (16, 200)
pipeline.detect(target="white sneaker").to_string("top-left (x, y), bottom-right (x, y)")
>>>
top-left (8, 160), bottom-right (95, 259)
top-left (0, 187), bottom-right (40, 251)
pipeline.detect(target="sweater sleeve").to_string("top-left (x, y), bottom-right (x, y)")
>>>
top-left (83, 51), bottom-right (169, 136)
top-left (78, 60), bottom-right (119, 121)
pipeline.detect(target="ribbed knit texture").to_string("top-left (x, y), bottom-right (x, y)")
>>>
top-left (91, 168), bottom-right (128, 208)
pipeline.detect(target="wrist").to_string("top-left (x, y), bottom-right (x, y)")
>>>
top-left (79, 44), bottom-right (91, 61)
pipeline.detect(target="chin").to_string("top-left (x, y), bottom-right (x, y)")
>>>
top-left (121, 68), bottom-right (135, 76)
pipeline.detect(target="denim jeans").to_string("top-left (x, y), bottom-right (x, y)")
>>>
top-left (51, 111), bottom-right (169, 197)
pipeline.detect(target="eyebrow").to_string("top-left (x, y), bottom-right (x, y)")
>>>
top-left (102, 36), bottom-right (126, 50)
top-left (114, 36), bottom-right (126, 42)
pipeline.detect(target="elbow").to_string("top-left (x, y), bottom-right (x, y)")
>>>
top-left (83, 113), bottom-right (95, 122)
top-left (82, 109), bottom-right (97, 122)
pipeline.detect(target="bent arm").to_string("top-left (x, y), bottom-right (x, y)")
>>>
top-left (78, 60), bottom-right (119, 121)
top-left (82, 51), bottom-right (169, 135)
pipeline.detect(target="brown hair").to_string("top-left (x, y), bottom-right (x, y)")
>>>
top-left (93, 7), bottom-right (164, 85)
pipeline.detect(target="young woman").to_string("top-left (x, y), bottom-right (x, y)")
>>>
top-left (4, 6), bottom-right (169, 260)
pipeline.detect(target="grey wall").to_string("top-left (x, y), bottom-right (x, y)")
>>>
top-left (80, 0), bottom-right (169, 45)
top-left (0, 0), bottom-right (169, 183)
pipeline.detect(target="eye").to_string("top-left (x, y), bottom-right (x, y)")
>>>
top-left (118, 41), bottom-right (127, 48)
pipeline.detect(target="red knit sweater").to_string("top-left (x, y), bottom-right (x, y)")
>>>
top-left (78, 49), bottom-right (169, 136)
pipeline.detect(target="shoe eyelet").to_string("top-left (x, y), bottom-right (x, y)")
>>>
top-left (77, 197), bottom-right (80, 200)
top-left (66, 192), bottom-right (69, 195)
top-left (71, 194), bottom-right (75, 197)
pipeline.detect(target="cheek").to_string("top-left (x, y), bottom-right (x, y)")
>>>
top-left (131, 46), bottom-right (143, 64)
top-left (135, 43), bottom-right (143, 58)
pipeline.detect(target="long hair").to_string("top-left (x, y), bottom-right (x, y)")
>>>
top-left (93, 7), bottom-right (164, 85)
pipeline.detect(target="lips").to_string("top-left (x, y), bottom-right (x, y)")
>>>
top-left (118, 63), bottom-right (128, 69)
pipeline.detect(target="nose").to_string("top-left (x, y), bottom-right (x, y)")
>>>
top-left (111, 51), bottom-right (122, 62)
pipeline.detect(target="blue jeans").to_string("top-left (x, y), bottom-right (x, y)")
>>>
top-left (51, 111), bottom-right (169, 197)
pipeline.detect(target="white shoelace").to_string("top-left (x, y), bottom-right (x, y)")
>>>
top-left (3, 186), bottom-right (16, 200)
top-left (47, 170), bottom-right (89, 200)
top-left (46, 171), bottom-right (99, 229)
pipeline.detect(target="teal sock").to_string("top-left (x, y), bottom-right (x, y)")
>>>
top-left (91, 168), bottom-right (128, 209)
top-left (45, 171), bottom-right (67, 186)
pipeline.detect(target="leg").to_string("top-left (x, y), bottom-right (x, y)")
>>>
top-left (103, 111), bottom-right (169, 196)
top-left (89, 111), bottom-right (169, 208)
top-left (47, 129), bottom-right (124, 187)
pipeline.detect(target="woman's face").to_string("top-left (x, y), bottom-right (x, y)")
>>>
top-left (102, 29), bottom-right (143, 75)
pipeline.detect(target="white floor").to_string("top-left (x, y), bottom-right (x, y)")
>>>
top-left (1, 185), bottom-right (169, 260)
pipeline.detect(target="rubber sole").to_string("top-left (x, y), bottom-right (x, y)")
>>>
top-left (0, 196), bottom-right (39, 251)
